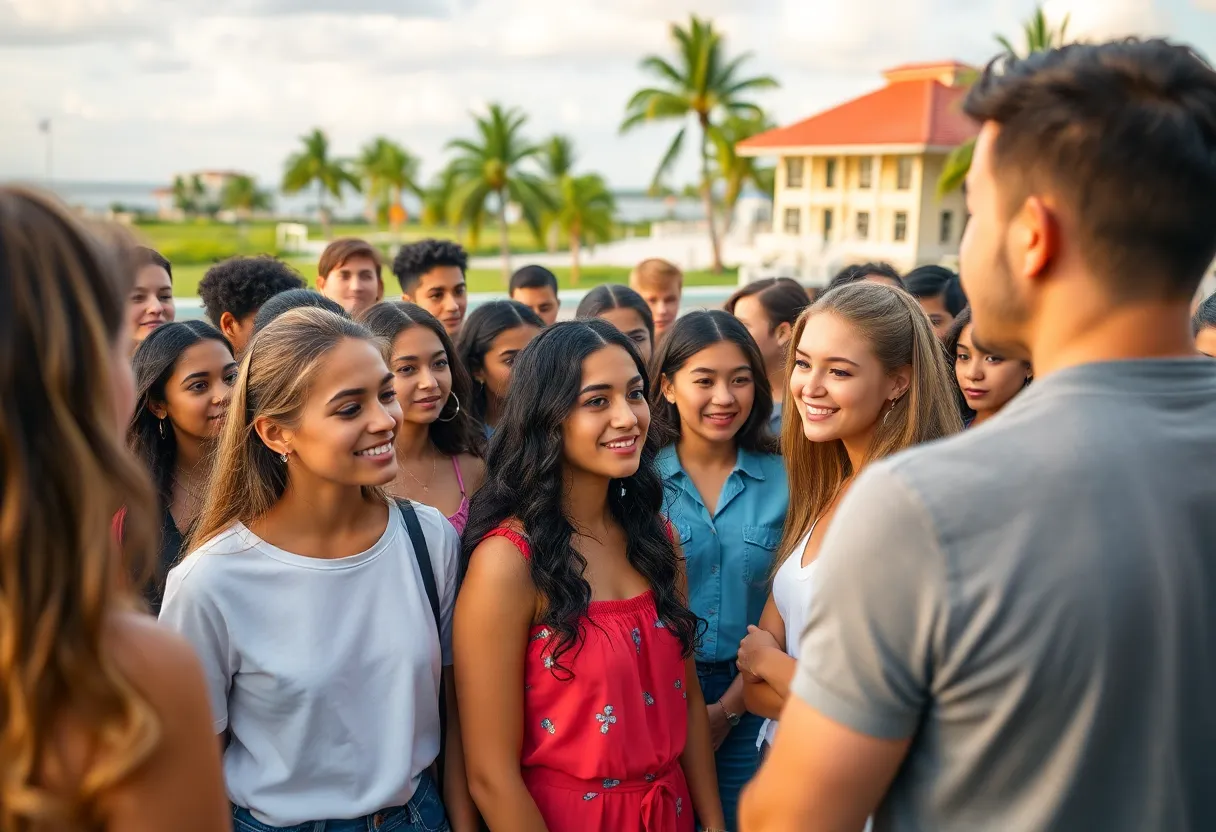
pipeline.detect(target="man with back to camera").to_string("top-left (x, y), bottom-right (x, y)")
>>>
top-left (393, 238), bottom-right (470, 338)
top-left (740, 39), bottom-right (1216, 831)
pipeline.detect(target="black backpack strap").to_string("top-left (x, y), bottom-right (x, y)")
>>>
top-left (396, 499), bottom-right (447, 788)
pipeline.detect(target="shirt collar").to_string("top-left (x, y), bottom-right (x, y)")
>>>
top-left (655, 444), bottom-right (768, 482)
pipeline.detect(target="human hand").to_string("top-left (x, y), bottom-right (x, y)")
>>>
top-left (736, 625), bottom-right (779, 678)
top-left (707, 701), bottom-right (730, 750)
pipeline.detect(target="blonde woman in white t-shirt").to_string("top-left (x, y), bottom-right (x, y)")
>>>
top-left (735, 283), bottom-right (959, 756)
top-left (159, 307), bottom-right (477, 832)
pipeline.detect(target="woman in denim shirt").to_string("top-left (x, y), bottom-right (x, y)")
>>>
top-left (650, 310), bottom-right (788, 830)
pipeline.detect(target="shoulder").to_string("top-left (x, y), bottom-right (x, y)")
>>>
top-left (462, 529), bottom-right (534, 598)
top-left (402, 499), bottom-right (454, 543)
top-left (165, 525), bottom-right (247, 595)
top-left (107, 613), bottom-right (217, 729)
top-left (654, 444), bottom-right (681, 476)
top-left (457, 453), bottom-right (486, 492)
top-left (754, 451), bottom-right (787, 482)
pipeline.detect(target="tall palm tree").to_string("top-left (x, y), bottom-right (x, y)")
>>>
top-left (282, 128), bottom-right (360, 240)
top-left (621, 15), bottom-right (778, 272)
top-left (221, 174), bottom-right (273, 219)
top-left (938, 6), bottom-right (1071, 195)
top-left (553, 173), bottom-right (615, 285)
top-left (540, 135), bottom-right (577, 251)
top-left (421, 163), bottom-right (460, 229)
top-left (710, 113), bottom-right (777, 224)
top-left (446, 103), bottom-right (552, 281)
top-left (357, 137), bottom-right (423, 231)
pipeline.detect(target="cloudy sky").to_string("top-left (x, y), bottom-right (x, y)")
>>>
top-left (2, 0), bottom-right (1214, 191)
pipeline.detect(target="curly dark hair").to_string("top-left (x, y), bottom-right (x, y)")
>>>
top-left (462, 319), bottom-right (702, 677)
top-left (198, 255), bottom-right (305, 325)
top-left (648, 309), bottom-right (778, 454)
top-left (360, 301), bottom-right (485, 458)
top-left (392, 238), bottom-right (468, 295)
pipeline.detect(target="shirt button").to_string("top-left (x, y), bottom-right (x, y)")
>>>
top-left (711, 565), bottom-right (719, 575)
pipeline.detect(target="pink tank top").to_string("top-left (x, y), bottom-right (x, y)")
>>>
top-left (446, 457), bottom-right (470, 535)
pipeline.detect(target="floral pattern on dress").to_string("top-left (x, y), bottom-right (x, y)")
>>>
top-left (595, 705), bottom-right (617, 734)
top-left (540, 718), bottom-right (555, 735)
top-left (643, 691), bottom-right (655, 706)
top-left (602, 779), bottom-right (621, 790)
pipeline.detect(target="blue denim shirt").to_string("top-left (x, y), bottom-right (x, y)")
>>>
top-left (657, 445), bottom-right (789, 663)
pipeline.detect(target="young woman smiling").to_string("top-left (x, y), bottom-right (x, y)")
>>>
top-left (126, 320), bottom-right (238, 611)
top-left (736, 283), bottom-right (959, 761)
top-left (456, 300), bottom-right (545, 438)
top-left (944, 307), bottom-right (1032, 428)
top-left (363, 301), bottom-right (486, 535)
top-left (160, 308), bottom-right (475, 832)
top-left (456, 319), bottom-right (725, 832)
top-left (649, 310), bottom-right (786, 830)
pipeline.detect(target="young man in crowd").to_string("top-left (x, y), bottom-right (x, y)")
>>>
top-left (316, 238), bottom-right (383, 317)
top-left (629, 257), bottom-right (682, 341)
top-left (198, 254), bottom-right (305, 354)
top-left (509, 264), bottom-right (560, 325)
top-left (742, 39), bottom-right (1216, 831)
top-left (392, 238), bottom-right (469, 337)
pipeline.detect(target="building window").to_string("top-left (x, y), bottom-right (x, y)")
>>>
top-left (825, 158), bottom-right (837, 188)
top-left (940, 210), bottom-right (954, 244)
top-left (894, 211), bottom-right (908, 242)
top-left (859, 157), bottom-right (873, 190)
top-left (897, 157), bottom-right (913, 190)
top-left (856, 211), bottom-right (870, 240)
top-left (823, 208), bottom-right (834, 239)
top-left (784, 207), bottom-right (801, 234)
top-left (785, 158), bottom-right (804, 189)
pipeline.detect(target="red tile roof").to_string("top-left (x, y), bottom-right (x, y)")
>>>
top-left (739, 62), bottom-right (979, 153)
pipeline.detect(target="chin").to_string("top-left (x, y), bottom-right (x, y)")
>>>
top-left (800, 421), bottom-right (845, 444)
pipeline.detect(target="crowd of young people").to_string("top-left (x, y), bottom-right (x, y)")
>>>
top-left (4, 36), bottom-right (1216, 832)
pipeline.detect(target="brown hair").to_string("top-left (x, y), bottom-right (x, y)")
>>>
top-left (188, 307), bottom-right (389, 553)
top-left (630, 258), bottom-right (683, 291)
top-left (775, 283), bottom-right (961, 571)
top-left (725, 277), bottom-right (811, 329)
top-left (318, 238), bottom-right (382, 280)
top-left (1, 187), bottom-right (160, 829)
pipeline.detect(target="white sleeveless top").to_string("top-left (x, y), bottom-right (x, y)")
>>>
top-left (759, 527), bottom-right (818, 748)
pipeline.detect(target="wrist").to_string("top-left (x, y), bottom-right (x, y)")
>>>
top-left (753, 645), bottom-right (781, 680)
top-left (717, 698), bottom-right (742, 726)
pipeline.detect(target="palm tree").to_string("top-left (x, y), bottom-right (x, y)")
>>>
top-left (938, 6), bottom-right (1071, 195)
top-left (421, 163), bottom-right (460, 229)
top-left (282, 128), bottom-right (360, 240)
top-left (171, 174), bottom-right (204, 217)
top-left (621, 15), bottom-right (778, 272)
top-left (446, 103), bottom-right (552, 280)
top-left (553, 173), bottom-right (615, 284)
top-left (220, 174), bottom-right (272, 219)
top-left (710, 113), bottom-right (777, 225)
top-left (357, 137), bottom-right (423, 231)
top-left (540, 135), bottom-right (577, 251)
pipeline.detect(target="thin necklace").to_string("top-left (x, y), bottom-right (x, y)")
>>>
top-left (403, 454), bottom-right (438, 494)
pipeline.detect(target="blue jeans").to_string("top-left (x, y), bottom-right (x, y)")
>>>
top-left (231, 771), bottom-right (448, 832)
top-left (697, 660), bottom-right (761, 832)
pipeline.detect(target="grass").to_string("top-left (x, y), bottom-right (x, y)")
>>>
top-left (169, 261), bottom-right (737, 298)
top-left (136, 218), bottom-right (734, 297)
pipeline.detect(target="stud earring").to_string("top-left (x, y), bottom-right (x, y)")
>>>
top-left (280, 451), bottom-right (289, 463)
top-left (158, 418), bottom-right (165, 438)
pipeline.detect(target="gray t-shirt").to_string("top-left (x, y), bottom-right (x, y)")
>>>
top-left (793, 359), bottom-right (1216, 831)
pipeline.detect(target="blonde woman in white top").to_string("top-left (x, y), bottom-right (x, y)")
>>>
top-left (735, 283), bottom-right (959, 750)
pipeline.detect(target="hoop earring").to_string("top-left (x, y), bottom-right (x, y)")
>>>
top-left (438, 392), bottom-right (461, 423)
top-left (158, 418), bottom-right (165, 438)
top-left (882, 398), bottom-right (898, 425)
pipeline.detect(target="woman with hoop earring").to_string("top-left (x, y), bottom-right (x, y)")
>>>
top-left (363, 302), bottom-right (486, 534)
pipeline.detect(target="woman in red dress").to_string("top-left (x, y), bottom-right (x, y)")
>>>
top-left (455, 319), bottom-right (726, 832)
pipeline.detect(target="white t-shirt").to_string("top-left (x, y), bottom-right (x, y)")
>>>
top-left (760, 530), bottom-right (817, 748)
top-left (159, 502), bottom-right (458, 827)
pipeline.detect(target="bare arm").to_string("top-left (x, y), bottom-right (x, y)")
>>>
top-left (442, 665), bottom-right (479, 832)
top-left (459, 454), bottom-right (487, 496)
top-left (740, 596), bottom-right (794, 719)
top-left (739, 696), bottom-right (908, 832)
top-left (98, 617), bottom-right (229, 832)
top-left (453, 536), bottom-right (548, 832)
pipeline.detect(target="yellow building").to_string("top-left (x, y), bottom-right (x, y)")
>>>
top-left (737, 60), bottom-right (979, 283)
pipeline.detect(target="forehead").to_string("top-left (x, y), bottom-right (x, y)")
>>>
top-left (967, 122), bottom-right (1001, 195)
top-left (598, 306), bottom-right (646, 331)
top-left (392, 324), bottom-right (445, 356)
top-left (171, 338), bottom-right (234, 377)
top-left (333, 255), bottom-right (379, 274)
top-left (953, 322), bottom-right (975, 349)
top-left (310, 338), bottom-right (390, 392)
top-left (135, 264), bottom-right (171, 289)
top-left (683, 339), bottom-right (750, 370)
top-left (798, 311), bottom-right (874, 359)
top-left (489, 324), bottom-right (540, 352)
top-left (732, 293), bottom-right (768, 322)
top-left (580, 343), bottom-right (639, 385)
top-left (420, 266), bottom-right (466, 289)
top-left (513, 285), bottom-right (557, 302)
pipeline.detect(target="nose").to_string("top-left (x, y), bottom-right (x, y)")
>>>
top-left (145, 298), bottom-right (163, 317)
top-left (442, 294), bottom-right (459, 314)
top-left (374, 395), bottom-right (402, 434)
top-left (711, 381), bottom-right (735, 406)
top-left (416, 367), bottom-right (437, 391)
top-left (794, 367), bottom-right (827, 399)
top-left (963, 361), bottom-right (985, 382)
top-left (609, 395), bottom-right (639, 429)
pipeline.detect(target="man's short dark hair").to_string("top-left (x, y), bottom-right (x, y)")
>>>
top-left (1193, 292), bottom-right (1216, 336)
top-left (135, 246), bottom-right (172, 280)
top-left (905, 265), bottom-right (967, 315)
top-left (392, 239), bottom-right (468, 295)
top-left (827, 262), bottom-right (903, 291)
top-left (965, 39), bottom-right (1216, 299)
top-left (509, 264), bottom-right (558, 296)
top-left (198, 255), bottom-right (306, 326)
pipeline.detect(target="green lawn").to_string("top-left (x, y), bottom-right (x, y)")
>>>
top-left (137, 218), bottom-right (734, 297)
top-left (170, 260), bottom-right (737, 298)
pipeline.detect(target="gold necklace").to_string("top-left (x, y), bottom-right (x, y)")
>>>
top-left (403, 454), bottom-right (438, 494)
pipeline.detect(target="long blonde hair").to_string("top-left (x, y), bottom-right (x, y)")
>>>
top-left (188, 307), bottom-right (387, 552)
top-left (775, 282), bottom-right (961, 568)
top-left (0, 187), bottom-right (161, 829)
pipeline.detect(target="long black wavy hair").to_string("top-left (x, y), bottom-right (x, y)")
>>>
top-left (455, 299), bottom-right (545, 426)
top-left (360, 301), bottom-right (485, 458)
top-left (462, 318), bottom-right (702, 676)
top-left (128, 320), bottom-right (234, 510)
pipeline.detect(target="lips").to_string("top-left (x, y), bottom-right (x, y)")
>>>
top-left (415, 395), bottom-right (442, 407)
top-left (963, 388), bottom-right (988, 399)
top-left (355, 441), bottom-right (394, 458)
top-left (703, 412), bottom-right (737, 426)
top-left (602, 435), bottom-right (640, 454)
top-left (801, 402), bottom-right (839, 422)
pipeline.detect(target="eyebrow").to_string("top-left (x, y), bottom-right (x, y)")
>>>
top-left (327, 373), bottom-right (394, 404)
top-left (690, 365), bottom-right (752, 374)
top-left (393, 351), bottom-right (446, 362)
top-left (180, 371), bottom-right (210, 384)
top-left (794, 348), bottom-right (861, 367)
top-left (579, 375), bottom-right (643, 395)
